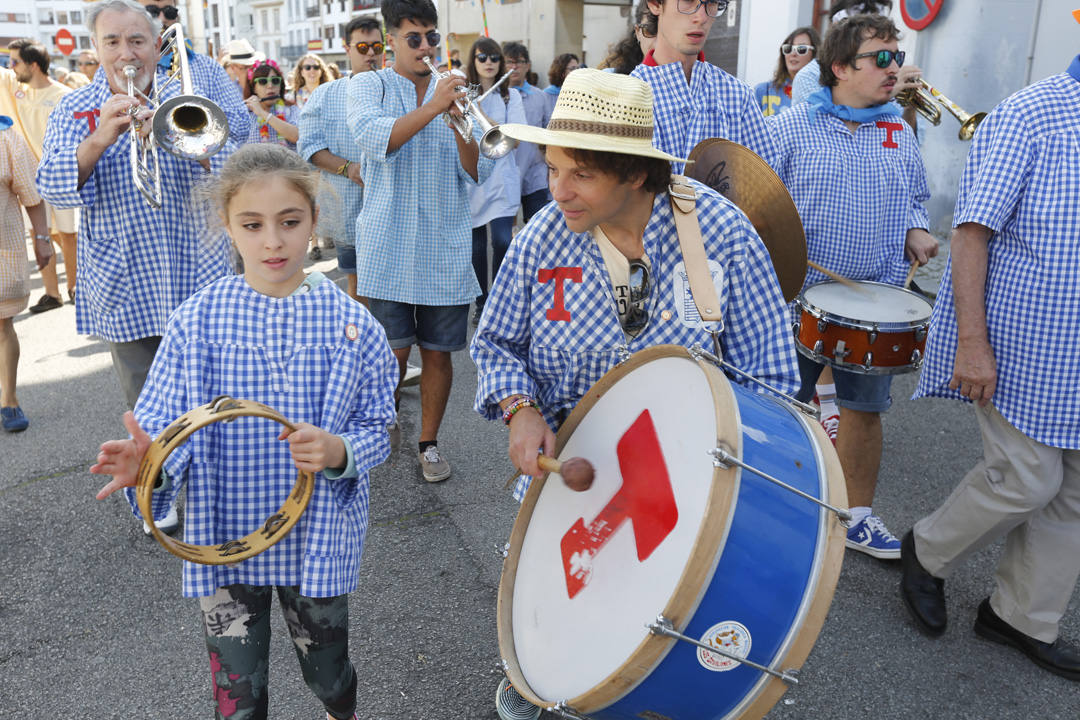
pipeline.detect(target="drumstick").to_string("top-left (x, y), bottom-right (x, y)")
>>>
top-left (807, 260), bottom-right (873, 296)
top-left (538, 454), bottom-right (595, 492)
top-left (903, 259), bottom-right (919, 289)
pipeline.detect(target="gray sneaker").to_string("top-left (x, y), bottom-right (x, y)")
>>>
top-left (401, 362), bottom-right (422, 388)
top-left (419, 445), bottom-right (451, 482)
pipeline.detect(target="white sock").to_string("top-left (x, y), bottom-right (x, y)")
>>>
top-left (816, 383), bottom-right (838, 418)
top-left (848, 506), bottom-right (871, 527)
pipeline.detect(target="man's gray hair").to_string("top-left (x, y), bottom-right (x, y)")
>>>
top-left (86, 0), bottom-right (161, 38)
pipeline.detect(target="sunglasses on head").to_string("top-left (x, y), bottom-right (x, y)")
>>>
top-left (782, 43), bottom-right (814, 56)
top-left (852, 49), bottom-right (905, 69)
top-left (402, 30), bottom-right (440, 50)
top-left (476, 52), bottom-right (501, 64)
top-left (622, 260), bottom-right (651, 337)
top-left (145, 5), bottom-right (180, 20)
top-left (253, 76), bottom-right (282, 86)
top-left (354, 41), bottom-right (384, 55)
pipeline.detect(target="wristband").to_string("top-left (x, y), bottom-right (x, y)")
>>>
top-left (35, 234), bottom-right (51, 241)
top-left (502, 396), bottom-right (539, 425)
top-left (336, 160), bottom-right (351, 177)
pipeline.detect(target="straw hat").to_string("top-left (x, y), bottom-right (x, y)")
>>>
top-left (223, 38), bottom-right (264, 67)
top-left (498, 68), bottom-right (687, 163)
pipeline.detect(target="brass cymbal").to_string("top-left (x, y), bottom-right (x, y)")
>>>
top-left (686, 138), bottom-right (807, 302)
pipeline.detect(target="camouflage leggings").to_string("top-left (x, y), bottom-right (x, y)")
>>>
top-left (199, 585), bottom-right (357, 720)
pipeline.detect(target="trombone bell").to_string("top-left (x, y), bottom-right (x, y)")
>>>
top-left (152, 94), bottom-right (229, 161)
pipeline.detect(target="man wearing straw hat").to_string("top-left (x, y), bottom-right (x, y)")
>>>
top-left (899, 10), bottom-right (1080, 680)
top-left (471, 68), bottom-right (798, 500)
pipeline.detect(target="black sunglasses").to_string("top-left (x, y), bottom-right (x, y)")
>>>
top-left (402, 30), bottom-right (440, 50)
top-left (145, 5), bottom-right (180, 20)
top-left (301, 64), bottom-right (320, 71)
top-left (623, 260), bottom-right (651, 337)
top-left (476, 53), bottom-right (501, 64)
top-left (354, 41), bottom-right (384, 55)
top-left (852, 49), bottom-right (905, 69)
top-left (253, 76), bottom-right (282, 86)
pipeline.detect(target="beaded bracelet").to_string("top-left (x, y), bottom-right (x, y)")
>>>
top-left (502, 395), bottom-right (539, 425)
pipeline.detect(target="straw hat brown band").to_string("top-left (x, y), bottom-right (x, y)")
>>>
top-left (547, 118), bottom-right (653, 140)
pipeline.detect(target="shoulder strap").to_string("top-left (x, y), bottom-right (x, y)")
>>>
top-left (668, 176), bottom-right (724, 322)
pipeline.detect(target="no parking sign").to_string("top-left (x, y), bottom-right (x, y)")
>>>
top-left (901, 0), bottom-right (944, 30)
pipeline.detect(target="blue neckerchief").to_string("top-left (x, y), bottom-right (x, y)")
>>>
top-left (0, 115), bottom-right (12, 131)
top-left (1068, 54), bottom-right (1080, 83)
top-left (158, 38), bottom-right (195, 72)
top-left (807, 86), bottom-right (902, 123)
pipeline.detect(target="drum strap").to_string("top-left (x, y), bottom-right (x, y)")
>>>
top-left (668, 177), bottom-right (724, 322)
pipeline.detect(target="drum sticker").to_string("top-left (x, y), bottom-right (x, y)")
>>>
top-left (560, 409), bottom-right (679, 598)
top-left (697, 621), bottom-right (752, 672)
top-left (345, 323), bottom-right (359, 341)
top-left (672, 260), bottom-right (725, 332)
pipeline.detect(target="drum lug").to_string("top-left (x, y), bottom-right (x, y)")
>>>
top-left (817, 318), bottom-right (828, 334)
top-left (915, 325), bottom-right (928, 343)
top-left (910, 348), bottom-right (922, 367)
top-left (867, 325), bottom-right (878, 345)
top-left (549, 701), bottom-right (590, 719)
top-left (862, 352), bottom-right (874, 371)
top-left (495, 541), bottom-right (510, 559)
top-left (791, 320), bottom-right (800, 340)
top-left (833, 340), bottom-right (850, 361)
top-left (812, 340), bottom-right (824, 355)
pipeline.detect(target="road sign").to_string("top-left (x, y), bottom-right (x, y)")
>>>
top-left (55, 28), bottom-right (75, 56)
top-left (901, 0), bottom-right (945, 31)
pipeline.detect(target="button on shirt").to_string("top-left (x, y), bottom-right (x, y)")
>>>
top-left (631, 51), bottom-right (780, 172)
top-left (347, 68), bottom-right (494, 305)
top-left (914, 70), bottom-right (1080, 449)
top-left (770, 103), bottom-right (930, 293)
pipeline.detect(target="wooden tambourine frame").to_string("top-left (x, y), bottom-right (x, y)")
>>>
top-left (135, 395), bottom-right (315, 565)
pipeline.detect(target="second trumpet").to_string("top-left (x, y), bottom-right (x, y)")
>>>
top-left (423, 56), bottom-right (519, 159)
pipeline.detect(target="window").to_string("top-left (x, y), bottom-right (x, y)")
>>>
top-left (38, 9), bottom-right (54, 24)
top-left (57, 11), bottom-right (68, 24)
top-left (273, 8), bottom-right (280, 32)
top-left (78, 35), bottom-right (91, 49)
top-left (71, 11), bottom-right (82, 23)
top-left (260, 9), bottom-right (268, 32)
top-left (212, 5), bottom-right (219, 25)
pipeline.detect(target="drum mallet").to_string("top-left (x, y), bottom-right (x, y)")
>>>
top-left (537, 454), bottom-right (595, 492)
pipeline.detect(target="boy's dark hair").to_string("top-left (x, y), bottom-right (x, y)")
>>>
top-left (9, 38), bottom-right (49, 74)
top-left (380, 0), bottom-right (437, 31)
top-left (636, 0), bottom-right (658, 40)
top-left (548, 53), bottom-right (579, 88)
top-left (540, 145), bottom-right (671, 195)
top-left (828, 0), bottom-right (892, 18)
top-left (818, 14), bottom-right (899, 88)
top-left (502, 41), bottom-right (529, 63)
top-left (771, 26), bottom-right (820, 87)
top-left (344, 16), bottom-right (382, 41)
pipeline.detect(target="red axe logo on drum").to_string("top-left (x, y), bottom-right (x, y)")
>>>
top-left (559, 409), bottom-right (679, 598)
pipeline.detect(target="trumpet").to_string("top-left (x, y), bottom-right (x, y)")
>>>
top-left (897, 78), bottom-right (986, 141)
top-left (125, 24), bottom-right (230, 208)
top-left (422, 56), bottom-right (519, 159)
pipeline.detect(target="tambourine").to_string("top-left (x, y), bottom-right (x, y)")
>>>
top-left (136, 395), bottom-right (315, 565)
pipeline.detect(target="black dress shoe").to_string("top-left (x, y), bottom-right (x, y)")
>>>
top-left (899, 530), bottom-right (947, 636)
top-left (28, 293), bottom-right (63, 314)
top-left (974, 598), bottom-right (1080, 681)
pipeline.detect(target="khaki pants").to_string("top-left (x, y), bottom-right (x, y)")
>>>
top-left (914, 402), bottom-right (1080, 643)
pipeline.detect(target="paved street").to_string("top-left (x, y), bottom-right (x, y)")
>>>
top-left (1, 250), bottom-right (1077, 719)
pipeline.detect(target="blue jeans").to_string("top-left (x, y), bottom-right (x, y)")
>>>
top-left (366, 299), bottom-right (469, 351)
top-left (794, 352), bottom-right (893, 413)
top-left (472, 215), bottom-right (515, 308)
top-left (521, 188), bottom-right (551, 224)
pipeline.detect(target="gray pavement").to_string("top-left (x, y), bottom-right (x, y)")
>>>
top-left (1, 250), bottom-right (1077, 719)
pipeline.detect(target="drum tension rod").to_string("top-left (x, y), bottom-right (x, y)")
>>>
top-left (647, 616), bottom-right (800, 685)
top-left (692, 343), bottom-right (820, 419)
top-left (549, 702), bottom-right (590, 720)
top-left (708, 445), bottom-right (853, 523)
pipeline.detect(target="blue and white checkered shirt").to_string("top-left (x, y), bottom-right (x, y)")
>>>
top-left (914, 69), bottom-right (1080, 448)
top-left (791, 59), bottom-right (821, 106)
top-left (247, 100), bottom-right (301, 149)
top-left (631, 57), bottom-right (779, 172)
top-left (770, 103), bottom-right (930, 293)
top-left (471, 180), bottom-right (799, 500)
top-left (36, 69), bottom-right (240, 343)
top-left (514, 81), bottom-right (552, 195)
top-left (126, 275), bottom-right (398, 597)
top-left (347, 68), bottom-right (494, 305)
top-left (298, 78), bottom-right (365, 247)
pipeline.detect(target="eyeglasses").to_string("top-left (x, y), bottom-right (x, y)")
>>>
top-left (353, 41), bottom-right (384, 55)
top-left (782, 43), bottom-right (814, 56)
top-left (852, 49), bottom-right (905, 69)
top-left (401, 30), bottom-right (440, 50)
top-left (144, 5), bottom-right (180, 20)
top-left (675, 0), bottom-right (729, 17)
top-left (623, 260), bottom-right (651, 337)
top-left (635, 23), bottom-right (656, 39)
top-left (476, 53), bottom-right (501, 64)
top-left (505, 58), bottom-right (527, 66)
top-left (253, 76), bottom-right (282, 86)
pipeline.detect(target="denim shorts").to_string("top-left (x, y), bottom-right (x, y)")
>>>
top-left (335, 243), bottom-right (356, 274)
top-left (794, 352), bottom-right (893, 413)
top-left (367, 299), bottom-right (469, 351)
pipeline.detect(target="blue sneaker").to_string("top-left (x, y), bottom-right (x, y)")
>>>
top-left (846, 513), bottom-right (901, 560)
top-left (1, 406), bottom-right (28, 432)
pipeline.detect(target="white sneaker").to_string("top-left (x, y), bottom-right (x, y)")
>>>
top-left (142, 504), bottom-right (179, 535)
top-left (401, 362), bottom-right (421, 388)
top-left (418, 445), bottom-right (451, 482)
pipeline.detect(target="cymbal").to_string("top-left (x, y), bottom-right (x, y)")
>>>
top-left (685, 138), bottom-right (807, 302)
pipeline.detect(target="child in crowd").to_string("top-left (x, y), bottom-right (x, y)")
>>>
top-left (245, 59), bottom-right (300, 149)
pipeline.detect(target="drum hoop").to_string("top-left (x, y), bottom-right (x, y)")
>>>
top-left (497, 345), bottom-right (741, 712)
top-left (794, 344), bottom-right (927, 376)
top-left (135, 395), bottom-right (315, 565)
top-left (798, 281), bottom-right (932, 332)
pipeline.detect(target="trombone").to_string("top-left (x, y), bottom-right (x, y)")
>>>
top-left (125, 24), bottom-right (230, 208)
top-left (897, 78), bottom-right (986, 141)
top-left (422, 56), bottom-right (519, 159)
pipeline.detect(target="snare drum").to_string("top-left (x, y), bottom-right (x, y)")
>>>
top-left (794, 281), bottom-right (932, 375)
top-left (498, 345), bottom-right (846, 720)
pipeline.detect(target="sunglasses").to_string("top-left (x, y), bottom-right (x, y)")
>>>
top-left (253, 76), bottom-right (282, 86)
top-left (78, 60), bottom-right (98, 67)
top-left (476, 53), bottom-right (501, 64)
top-left (354, 41), bottom-right (384, 55)
top-left (144, 5), bottom-right (180, 20)
top-left (623, 260), bottom-right (651, 337)
top-left (301, 64), bottom-right (320, 71)
top-left (675, 0), bottom-right (729, 17)
top-left (781, 43), bottom-right (814, 56)
top-left (635, 23), bottom-right (656, 39)
top-left (402, 30), bottom-right (441, 50)
top-left (852, 49), bottom-right (906, 69)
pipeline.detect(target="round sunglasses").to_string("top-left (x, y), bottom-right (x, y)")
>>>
top-left (401, 30), bottom-right (440, 50)
top-left (852, 49), bottom-right (906, 69)
top-left (476, 53), bottom-right (501, 64)
top-left (353, 41), bottom-right (384, 55)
